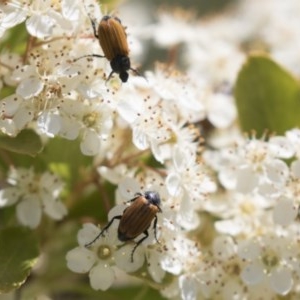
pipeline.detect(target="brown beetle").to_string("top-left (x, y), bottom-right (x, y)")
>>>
top-left (86, 191), bottom-right (162, 262)
top-left (75, 15), bottom-right (140, 82)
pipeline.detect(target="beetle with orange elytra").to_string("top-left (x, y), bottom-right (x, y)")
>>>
top-left (75, 14), bottom-right (140, 82)
top-left (86, 191), bottom-right (162, 262)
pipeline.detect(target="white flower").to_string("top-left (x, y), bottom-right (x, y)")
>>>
top-left (146, 67), bottom-right (206, 124)
top-left (160, 232), bottom-right (200, 276)
top-left (67, 212), bottom-right (163, 290)
top-left (237, 233), bottom-right (295, 296)
top-left (0, 94), bottom-right (34, 135)
top-left (159, 227), bottom-right (204, 299)
top-left (194, 235), bottom-right (249, 299)
top-left (0, 1), bottom-right (27, 38)
top-left (165, 145), bottom-right (216, 229)
top-left (57, 99), bottom-right (115, 156)
top-left (213, 192), bottom-right (273, 236)
top-left (0, 168), bottom-right (67, 228)
top-left (130, 100), bottom-right (172, 159)
top-left (1, 0), bottom-right (76, 39)
top-left (215, 138), bottom-right (290, 195)
top-left (66, 223), bottom-right (120, 291)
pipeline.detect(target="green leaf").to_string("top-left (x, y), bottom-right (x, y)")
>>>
top-left (0, 86), bottom-right (15, 101)
top-left (0, 129), bottom-right (43, 156)
top-left (49, 284), bottom-right (165, 300)
top-left (0, 22), bottom-right (28, 54)
top-left (0, 227), bottom-right (39, 293)
top-left (39, 137), bottom-right (93, 185)
top-left (68, 182), bottom-right (115, 221)
top-left (235, 54), bottom-right (300, 135)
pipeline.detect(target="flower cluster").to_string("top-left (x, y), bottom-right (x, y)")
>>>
top-left (0, 167), bottom-right (66, 228)
top-left (1, 0), bottom-right (300, 299)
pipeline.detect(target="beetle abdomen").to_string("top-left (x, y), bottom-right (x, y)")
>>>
top-left (98, 16), bottom-right (129, 62)
top-left (118, 197), bottom-right (159, 241)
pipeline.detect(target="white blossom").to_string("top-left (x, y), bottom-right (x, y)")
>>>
top-left (3, 0), bottom-right (300, 299)
top-left (0, 167), bottom-right (67, 228)
top-left (66, 223), bottom-right (120, 291)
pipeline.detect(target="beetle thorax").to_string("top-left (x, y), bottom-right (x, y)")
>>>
top-left (110, 55), bottom-right (131, 73)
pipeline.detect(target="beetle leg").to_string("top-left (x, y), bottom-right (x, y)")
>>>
top-left (126, 193), bottom-right (141, 204)
top-left (89, 18), bottom-right (99, 39)
top-left (85, 215), bottom-right (122, 247)
top-left (134, 192), bottom-right (143, 198)
top-left (153, 215), bottom-right (160, 244)
top-left (130, 230), bottom-right (149, 262)
top-left (105, 70), bottom-right (115, 82)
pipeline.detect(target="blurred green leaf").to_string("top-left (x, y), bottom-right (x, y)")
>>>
top-left (68, 182), bottom-right (115, 221)
top-left (49, 284), bottom-right (165, 300)
top-left (235, 54), bottom-right (300, 135)
top-left (0, 129), bottom-right (43, 156)
top-left (0, 86), bottom-right (15, 101)
top-left (40, 137), bottom-right (92, 184)
top-left (0, 22), bottom-right (28, 54)
top-left (0, 206), bottom-right (15, 228)
top-left (0, 227), bottom-right (39, 293)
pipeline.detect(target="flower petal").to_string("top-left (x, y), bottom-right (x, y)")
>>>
top-left (179, 275), bottom-right (198, 300)
top-left (273, 197), bottom-right (297, 226)
top-left (37, 112), bottom-right (61, 137)
top-left (166, 173), bottom-right (182, 197)
top-left (89, 263), bottom-right (115, 291)
top-left (115, 244), bottom-right (144, 273)
top-left (241, 262), bottom-right (264, 285)
top-left (0, 187), bottom-right (21, 207)
top-left (147, 251), bottom-right (165, 283)
top-left (26, 14), bottom-right (55, 38)
top-left (235, 167), bottom-right (259, 194)
top-left (16, 197), bottom-right (42, 228)
top-left (16, 77), bottom-right (44, 99)
top-left (13, 107), bottom-right (34, 130)
top-left (78, 223), bottom-right (103, 246)
top-left (66, 246), bottom-right (96, 273)
top-left (270, 267), bottom-right (293, 295)
top-left (291, 159), bottom-right (300, 178)
top-left (80, 130), bottom-right (100, 156)
top-left (42, 195), bottom-right (68, 220)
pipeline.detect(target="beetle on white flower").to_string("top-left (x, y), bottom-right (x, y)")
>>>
top-left (66, 219), bottom-right (159, 290)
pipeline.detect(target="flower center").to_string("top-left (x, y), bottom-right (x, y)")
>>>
top-left (97, 245), bottom-right (112, 260)
top-left (262, 249), bottom-right (279, 271)
top-left (223, 259), bottom-right (241, 276)
top-left (83, 112), bottom-right (99, 128)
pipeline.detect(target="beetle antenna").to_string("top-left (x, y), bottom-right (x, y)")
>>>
top-left (130, 68), bottom-right (147, 82)
top-left (73, 54), bottom-right (105, 62)
top-left (130, 67), bottom-right (141, 76)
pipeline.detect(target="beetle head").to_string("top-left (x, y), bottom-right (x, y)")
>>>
top-left (144, 191), bottom-right (161, 209)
